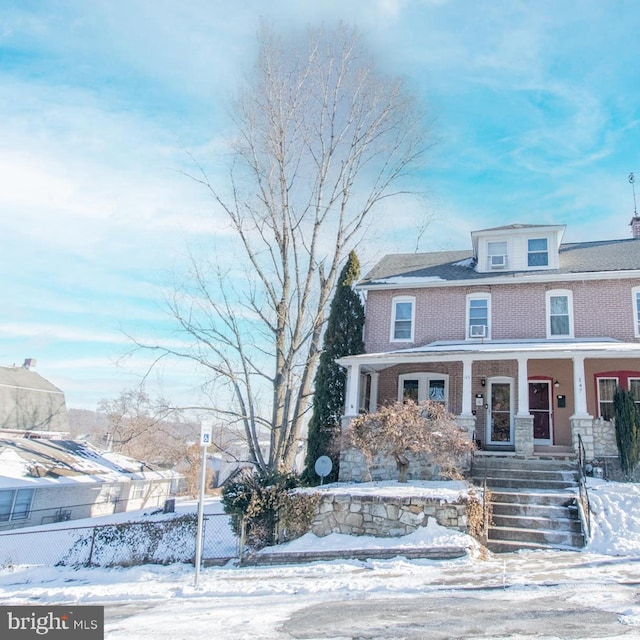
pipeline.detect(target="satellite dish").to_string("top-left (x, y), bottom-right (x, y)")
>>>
top-left (314, 455), bottom-right (333, 483)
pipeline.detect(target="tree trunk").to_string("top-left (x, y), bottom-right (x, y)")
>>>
top-left (396, 454), bottom-right (409, 483)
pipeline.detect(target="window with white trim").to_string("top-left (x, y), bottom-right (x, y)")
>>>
top-left (528, 238), bottom-right (549, 267)
top-left (466, 293), bottom-right (490, 339)
top-left (546, 289), bottom-right (573, 338)
top-left (595, 373), bottom-right (640, 419)
top-left (487, 241), bottom-right (508, 269)
top-left (629, 378), bottom-right (640, 413)
top-left (632, 287), bottom-right (640, 337)
top-left (398, 373), bottom-right (448, 408)
top-left (597, 377), bottom-right (618, 421)
top-left (131, 482), bottom-right (145, 500)
top-left (391, 296), bottom-right (415, 342)
top-left (0, 488), bottom-right (34, 522)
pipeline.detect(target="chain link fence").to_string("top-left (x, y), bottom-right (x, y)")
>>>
top-left (0, 513), bottom-right (238, 568)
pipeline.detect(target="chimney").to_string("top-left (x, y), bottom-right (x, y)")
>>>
top-left (23, 358), bottom-right (36, 370)
top-left (631, 216), bottom-right (640, 239)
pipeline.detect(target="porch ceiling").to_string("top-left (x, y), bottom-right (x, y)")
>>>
top-left (339, 338), bottom-right (640, 370)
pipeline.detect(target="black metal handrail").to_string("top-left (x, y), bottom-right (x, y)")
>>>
top-left (576, 434), bottom-right (592, 543)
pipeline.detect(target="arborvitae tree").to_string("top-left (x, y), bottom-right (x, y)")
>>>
top-left (303, 251), bottom-right (365, 484)
top-left (613, 386), bottom-right (640, 478)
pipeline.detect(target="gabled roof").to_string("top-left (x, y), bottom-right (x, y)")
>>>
top-left (474, 223), bottom-right (552, 232)
top-left (0, 366), bottom-right (64, 394)
top-left (360, 238), bottom-right (640, 288)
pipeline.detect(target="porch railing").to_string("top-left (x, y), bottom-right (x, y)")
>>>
top-left (576, 434), bottom-right (592, 544)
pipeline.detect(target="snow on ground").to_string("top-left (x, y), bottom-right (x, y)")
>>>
top-left (587, 478), bottom-right (640, 555)
top-left (0, 480), bottom-right (638, 639)
top-left (269, 518), bottom-right (472, 554)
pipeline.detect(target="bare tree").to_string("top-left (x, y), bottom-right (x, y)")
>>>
top-left (144, 23), bottom-right (431, 474)
top-left (97, 387), bottom-right (183, 465)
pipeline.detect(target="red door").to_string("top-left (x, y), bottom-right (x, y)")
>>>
top-left (529, 381), bottom-right (552, 442)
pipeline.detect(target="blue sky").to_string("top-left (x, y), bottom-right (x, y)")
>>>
top-left (2, 0), bottom-right (639, 410)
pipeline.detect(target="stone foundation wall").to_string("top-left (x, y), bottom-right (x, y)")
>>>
top-left (310, 492), bottom-right (471, 538)
top-left (339, 449), bottom-right (471, 483)
top-left (593, 420), bottom-right (618, 457)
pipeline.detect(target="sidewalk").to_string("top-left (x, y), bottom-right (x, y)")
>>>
top-left (242, 544), bottom-right (469, 565)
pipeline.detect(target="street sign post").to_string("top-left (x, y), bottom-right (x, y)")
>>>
top-left (194, 421), bottom-right (213, 587)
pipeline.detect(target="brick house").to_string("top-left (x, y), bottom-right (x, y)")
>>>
top-left (338, 219), bottom-right (640, 479)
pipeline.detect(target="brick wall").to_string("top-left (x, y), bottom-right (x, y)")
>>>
top-left (364, 278), bottom-right (640, 353)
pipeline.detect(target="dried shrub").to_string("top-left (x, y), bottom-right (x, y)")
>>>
top-left (221, 471), bottom-right (315, 549)
top-left (346, 400), bottom-right (475, 482)
top-left (465, 488), bottom-right (493, 542)
top-left (277, 492), bottom-right (320, 543)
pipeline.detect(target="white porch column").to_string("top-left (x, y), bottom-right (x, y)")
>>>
top-left (571, 355), bottom-right (590, 417)
top-left (368, 372), bottom-right (379, 413)
top-left (516, 356), bottom-right (530, 416)
top-left (460, 358), bottom-right (473, 416)
top-left (570, 355), bottom-right (594, 458)
top-left (344, 363), bottom-right (361, 418)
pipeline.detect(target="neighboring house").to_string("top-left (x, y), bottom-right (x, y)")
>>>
top-left (0, 360), bottom-right (69, 432)
top-left (0, 432), bottom-right (180, 531)
top-left (338, 219), bottom-right (640, 478)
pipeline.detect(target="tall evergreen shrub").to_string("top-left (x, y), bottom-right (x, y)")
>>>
top-left (613, 386), bottom-right (640, 478)
top-left (302, 251), bottom-right (365, 484)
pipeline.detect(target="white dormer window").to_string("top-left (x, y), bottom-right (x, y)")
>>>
top-left (487, 241), bottom-right (507, 270)
top-left (528, 238), bottom-right (549, 267)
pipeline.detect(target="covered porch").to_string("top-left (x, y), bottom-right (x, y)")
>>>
top-left (338, 339), bottom-right (640, 461)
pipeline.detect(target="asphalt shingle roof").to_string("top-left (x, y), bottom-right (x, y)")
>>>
top-left (360, 238), bottom-right (640, 286)
top-left (0, 366), bottom-right (63, 394)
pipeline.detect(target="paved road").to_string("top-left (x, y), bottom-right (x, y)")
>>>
top-left (102, 552), bottom-right (640, 639)
top-left (283, 592), bottom-right (633, 639)
top-left (103, 584), bottom-right (639, 639)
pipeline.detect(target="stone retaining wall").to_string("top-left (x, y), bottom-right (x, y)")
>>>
top-left (310, 491), bottom-right (473, 538)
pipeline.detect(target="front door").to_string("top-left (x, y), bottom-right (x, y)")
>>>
top-left (487, 380), bottom-right (513, 445)
top-left (529, 381), bottom-right (553, 444)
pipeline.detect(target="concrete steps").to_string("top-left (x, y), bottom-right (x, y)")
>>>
top-left (472, 456), bottom-right (586, 553)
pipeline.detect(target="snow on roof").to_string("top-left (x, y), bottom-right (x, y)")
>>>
top-left (337, 338), bottom-right (640, 367)
top-left (0, 436), bottom-right (178, 490)
top-left (368, 276), bottom-right (446, 285)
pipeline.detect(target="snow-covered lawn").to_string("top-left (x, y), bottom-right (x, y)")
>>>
top-left (0, 479), bottom-right (638, 639)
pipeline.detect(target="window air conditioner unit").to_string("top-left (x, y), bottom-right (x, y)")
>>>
top-left (489, 254), bottom-right (507, 269)
top-left (470, 324), bottom-right (487, 338)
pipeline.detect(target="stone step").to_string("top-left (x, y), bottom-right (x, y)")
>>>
top-left (488, 525), bottom-right (585, 547)
top-left (489, 490), bottom-right (578, 507)
top-left (479, 477), bottom-right (578, 490)
top-left (472, 469), bottom-right (578, 482)
top-left (486, 539), bottom-right (580, 553)
top-left (492, 513), bottom-right (583, 533)
top-left (492, 501), bottom-right (578, 518)
top-left (473, 456), bottom-right (577, 471)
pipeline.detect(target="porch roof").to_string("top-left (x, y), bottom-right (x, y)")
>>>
top-left (338, 338), bottom-right (640, 371)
